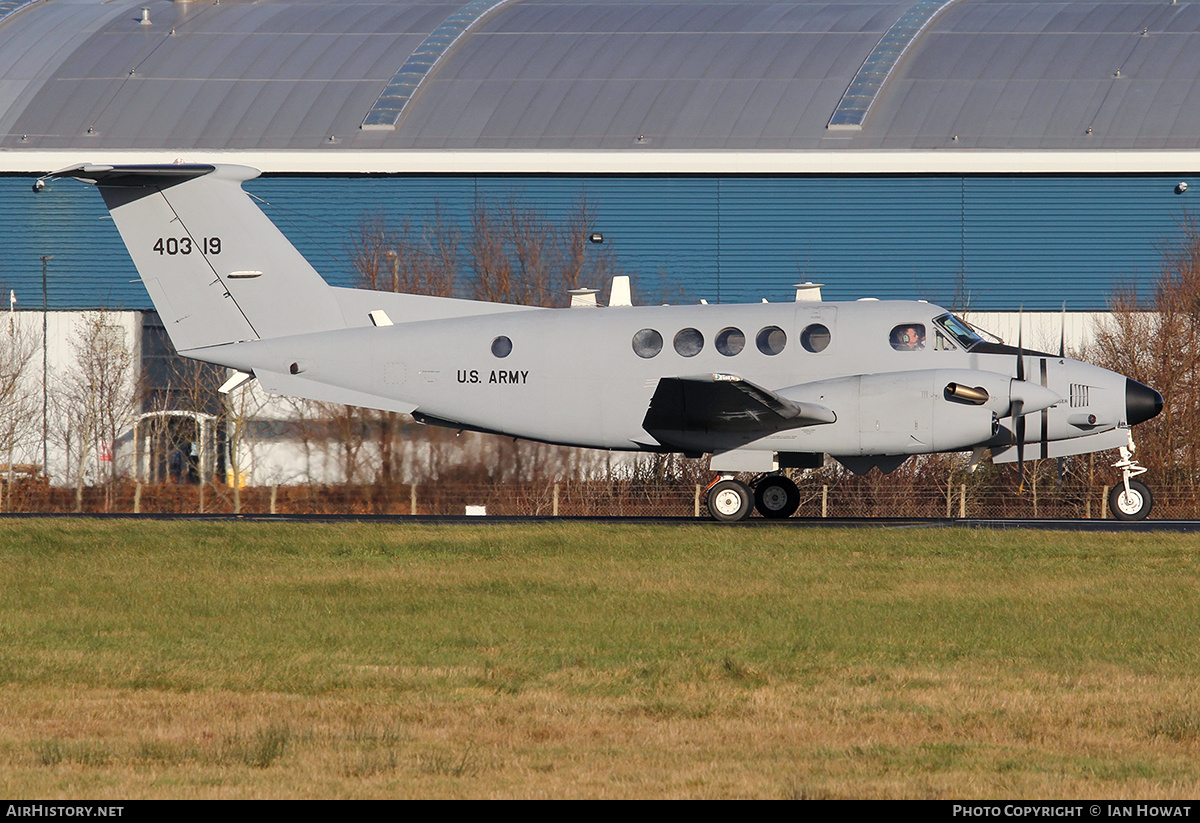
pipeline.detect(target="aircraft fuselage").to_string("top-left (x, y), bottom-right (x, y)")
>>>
top-left (196, 296), bottom-right (1150, 467)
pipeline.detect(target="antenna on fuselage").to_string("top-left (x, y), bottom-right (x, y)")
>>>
top-left (793, 282), bottom-right (824, 302)
top-left (568, 288), bottom-right (599, 308)
top-left (609, 275), bottom-right (633, 307)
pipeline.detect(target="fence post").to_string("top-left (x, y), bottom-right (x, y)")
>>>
top-left (821, 485), bottom-right (828, 518)
top-left (1101, 485), bottom-right (1108, 520)
top-left (410, 483), bottom-right (418, 515)
top-left (553, 482), bottom-right (560, 517)
top-left (270, 484), bottom-right (278, 515)
top-left (134, 481), bottom-right (141, 514)
top-left (959, 483), bottom-right (966, 518)
top-left (694, 484), bottom-right (701, 518)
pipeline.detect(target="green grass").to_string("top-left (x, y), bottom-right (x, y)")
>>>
top-left (1, 520), bottom-right (1199, 798)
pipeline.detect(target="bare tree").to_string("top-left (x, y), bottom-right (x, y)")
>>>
top-left (57, 310), bottom-right (138, 511)
top-left (469, 192), bottom-right (618, 307)
top-left (218, 379), bottom-right (287, 513)
top-left (0, 310), bottom-right (39, 509)
top-left (351, 209), bottom-right (461, 299)
top-left (1091, 214), bottom-right (1200, 494)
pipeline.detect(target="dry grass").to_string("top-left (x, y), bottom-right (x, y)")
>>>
top-left (0, 520), bottom-right (1198, 798)
top-left (2, 669), bottom-right (1198, 799)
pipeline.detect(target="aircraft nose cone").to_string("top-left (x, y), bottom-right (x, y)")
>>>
top-left (1126, 378), bottom-right (1163, 426)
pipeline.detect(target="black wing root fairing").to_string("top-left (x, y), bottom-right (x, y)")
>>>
top-left (642, 374), bottom-right (835, 453)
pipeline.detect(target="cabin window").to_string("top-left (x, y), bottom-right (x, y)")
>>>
top-left (800, 323), bottom-right (831, 353)
top-left (674, 328), bottom-right (704, 357)
top-left (715, 327), bottom-right (745, 356)
top-left (491, 336), bottom-right (513, 357)
top-left (756, 326), bottom-right (787, 355)
top-left (934, 330), bottom-right (957, 351)
top-left (889, 324), bottom-right (925, 351)
top-left (632, 328), bottom-right (663, 358)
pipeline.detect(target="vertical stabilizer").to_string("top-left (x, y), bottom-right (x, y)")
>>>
top-left (58, 164), bottom-right (343, 352)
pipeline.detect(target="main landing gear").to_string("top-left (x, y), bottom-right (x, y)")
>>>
top-left (1110, 430), bottom-right (1153, 521)
top-left (704, 474), bottom-right (801, 522)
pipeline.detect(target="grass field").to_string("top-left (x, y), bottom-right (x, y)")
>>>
top-left (0, 520), bottom-right (1198, 799)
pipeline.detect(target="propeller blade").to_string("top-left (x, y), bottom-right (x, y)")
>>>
top-left (1013, 398), bottom-right (1026, 491)
top-left (1016, 307), bottom-right (1025, 382)
top-left (1012, 307), bottom-right (1036, 492)
top-left (1058, 302), bottom-right (1066, 359)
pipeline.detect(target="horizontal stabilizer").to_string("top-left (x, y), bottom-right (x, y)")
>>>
top-left (50, 163), bottom-right (217, 188)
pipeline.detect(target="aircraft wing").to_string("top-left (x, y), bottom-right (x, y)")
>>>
top-left (642, 374), bottom-right (835, 453)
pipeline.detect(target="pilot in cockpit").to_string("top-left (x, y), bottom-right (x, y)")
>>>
top-left (891, 324), bottom-right (926, 351)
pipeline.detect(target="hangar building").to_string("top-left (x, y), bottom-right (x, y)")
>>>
top-left (0, 0), bottom-right (1193, 485)
top-left (3, 0), bottom-right (1200, 309)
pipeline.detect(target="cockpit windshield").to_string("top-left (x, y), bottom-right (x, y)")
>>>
top-left (934, 314), bottom-right (984, 350)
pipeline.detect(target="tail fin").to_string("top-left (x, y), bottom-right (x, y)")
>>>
top-left (59, 164), bottom-right (343, 353)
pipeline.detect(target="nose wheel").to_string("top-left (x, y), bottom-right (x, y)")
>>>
top-left (1110, 480), bottom-right (1153, 521)
top-left (1111, 430), bottom-right (1153, 521)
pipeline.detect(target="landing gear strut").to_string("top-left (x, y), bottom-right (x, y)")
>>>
top-left (1110, 429), bottom-right (1153, 521)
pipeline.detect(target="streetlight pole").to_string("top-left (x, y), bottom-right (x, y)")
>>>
top-left (40, 255), bottom-right (52, 480)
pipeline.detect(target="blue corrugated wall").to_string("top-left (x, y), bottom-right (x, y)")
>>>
top-left (1, 173), bottom-right (1193, 311)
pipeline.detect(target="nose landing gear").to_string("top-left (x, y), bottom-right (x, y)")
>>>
top-left (1110, 430), bottom-right (1153, 521)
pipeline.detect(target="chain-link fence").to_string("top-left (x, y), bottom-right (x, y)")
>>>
top-left (2, 475), bottom-right (1195, 519)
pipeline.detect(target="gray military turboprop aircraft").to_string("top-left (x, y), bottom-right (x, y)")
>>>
top-left (49, 163), bottom-right (1162, 520)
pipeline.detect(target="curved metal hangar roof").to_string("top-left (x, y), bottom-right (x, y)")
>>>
top-left (3, 0), bottom-right (1200, 170)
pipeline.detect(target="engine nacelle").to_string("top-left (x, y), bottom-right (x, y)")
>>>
top-left (780, 369), bottom-right (1009, 456)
